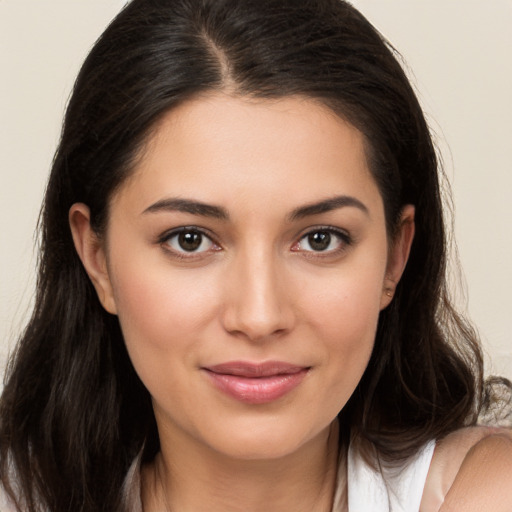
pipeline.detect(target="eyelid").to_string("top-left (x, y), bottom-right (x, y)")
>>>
top-left (156, 225), bottom-right (352, 259)
top-left (157, 226), bottom-right (221, 257)
top-left (291, 226), bottom-right (353, 254)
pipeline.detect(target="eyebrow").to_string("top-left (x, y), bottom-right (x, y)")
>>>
top-left (288, 195), bottom-right (369, 221)
top-left (142, 198), bottom-right (229, 220)
top-left (142, 194), bottom-right (369, 221)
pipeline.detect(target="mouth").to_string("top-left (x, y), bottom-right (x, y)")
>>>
top-left (202, 361), bottom-right (310, 404)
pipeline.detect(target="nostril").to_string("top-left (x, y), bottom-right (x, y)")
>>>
top-left (221, 305), bottom-right (295, 341)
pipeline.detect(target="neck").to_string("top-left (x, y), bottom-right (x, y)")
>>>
top-left (142, 421), bottom-right (343, 512)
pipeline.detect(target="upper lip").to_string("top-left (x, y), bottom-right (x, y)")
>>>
top-left (204, 361), bottom-right (308, 378)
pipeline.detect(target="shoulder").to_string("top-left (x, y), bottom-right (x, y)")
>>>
top-left (0, 486), bottom-right (17, 512)
top-left (420, 426), bottom-right (512, 512)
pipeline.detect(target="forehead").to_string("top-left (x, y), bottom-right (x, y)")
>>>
top-left (113, 93), bottom-right (383, 218)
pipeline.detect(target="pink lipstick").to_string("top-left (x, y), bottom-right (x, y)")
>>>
top-left (202, 361), bottom-right (309, 404)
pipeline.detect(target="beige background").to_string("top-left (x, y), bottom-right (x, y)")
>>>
top-left (1, 1), bottom-right (511, 379)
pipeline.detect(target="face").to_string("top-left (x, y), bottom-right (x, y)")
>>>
top-left (71, 94), bottom-right (413, 462)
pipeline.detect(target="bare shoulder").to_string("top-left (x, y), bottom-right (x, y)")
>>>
top-left (0, 486), bottom-right (17, 512)
top-left (420, 426), bottom-right (512, 512)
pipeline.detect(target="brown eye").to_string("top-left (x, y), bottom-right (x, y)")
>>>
top-left (307, 231), bottom-right (332, 251)
top-left (292, 228), bottom-right (351, 254)
top-left (178, 231), bottom-right (203, 251)
top-left (163, 229), bottom-right (216, 254)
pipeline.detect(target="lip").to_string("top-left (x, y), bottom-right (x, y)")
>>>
top-left (202, 361), bottom-right (310, 404)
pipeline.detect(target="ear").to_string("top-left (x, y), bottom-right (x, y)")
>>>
top-left (69, 203), bottom-right (117, 314)
top-left (380, 204), bottom-right (415, 309)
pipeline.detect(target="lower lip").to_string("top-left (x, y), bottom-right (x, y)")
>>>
top-left (204, 369), bottom-right (309, 404)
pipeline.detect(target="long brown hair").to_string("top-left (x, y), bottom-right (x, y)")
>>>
top-left (1, 0), bottom-right (508, 510)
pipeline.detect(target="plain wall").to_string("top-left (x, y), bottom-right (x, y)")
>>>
top-left (1, 0), bottom-right (511, 379)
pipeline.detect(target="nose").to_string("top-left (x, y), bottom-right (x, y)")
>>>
top-left (220, 247), bottom-right (295, 342)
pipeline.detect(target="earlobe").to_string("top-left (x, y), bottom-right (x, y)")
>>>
top-left (380, 204), bottom-right (415, 309)
top-left (69, 203), bottom-right (117, 314)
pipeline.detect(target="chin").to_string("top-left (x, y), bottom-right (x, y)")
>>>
top-left (201, 418), bottom-right (331, 462)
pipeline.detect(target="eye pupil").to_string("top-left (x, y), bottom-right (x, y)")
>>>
top-left (178, 231), bottom-right (202, 251)
top-left (308, 231), bottom-right (331, 251)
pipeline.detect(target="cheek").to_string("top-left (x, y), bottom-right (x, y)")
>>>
top-left (303, 254), bottom-right (385, 341)
top-left (311, 291), bottom-right (380, 417)
top-left (299, 255), bottom-right (386, 393)
top-left (313, 286), bottom-right (380, 369)
top-left (108, 255), bottom-right (221, 372)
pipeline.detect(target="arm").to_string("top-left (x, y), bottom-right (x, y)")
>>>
top-left (421, 427), bottom-right (512, 512)
top-left (440, 431), bottom-right (512, 512)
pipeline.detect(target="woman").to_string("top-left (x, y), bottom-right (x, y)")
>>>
top-left (1, 0), bottom-right (511, 511)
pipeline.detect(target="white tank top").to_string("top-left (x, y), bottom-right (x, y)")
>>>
top-left (345, 439), bottom-right (436, 511)
top-left (1, 440), bottom-right (436, 512)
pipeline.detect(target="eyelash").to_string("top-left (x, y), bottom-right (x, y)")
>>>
top-left (291, 226), bottom-right (353, 257)
top-left (157, 226), bottom-right (352, 260)
top-left (158, 227), bottom-right (221, 260)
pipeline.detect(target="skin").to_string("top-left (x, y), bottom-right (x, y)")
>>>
top-left (71, 94), bottom-right (414, 511)
top-left (421, 427), bottom-right (512, 512)
top-left (74, 92), bottom-right (512, 512)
